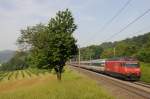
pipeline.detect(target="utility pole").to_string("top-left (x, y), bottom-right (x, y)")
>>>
top-left (90, 48), bottom-right (92, 65)
top-left (113, 47), bottom-right (116, 57)
top-left (78, 45), bottom-right (80, 65)
top-left (90, 54), bottom-right (92, 65)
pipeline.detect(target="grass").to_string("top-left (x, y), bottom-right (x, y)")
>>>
top-left (0, 67), bottom-right (113, 99)
top-left (140, 62), bottom-right (150, 83)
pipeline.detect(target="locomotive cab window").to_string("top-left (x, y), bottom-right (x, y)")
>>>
top-left (125, 63), bottom-right (139, 67)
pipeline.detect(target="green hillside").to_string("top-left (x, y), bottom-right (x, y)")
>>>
top-left (80, 32), bottom-right (150, 63)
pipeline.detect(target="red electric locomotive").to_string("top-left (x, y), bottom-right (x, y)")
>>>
top-left (105, 58), bottom-right (141, 80)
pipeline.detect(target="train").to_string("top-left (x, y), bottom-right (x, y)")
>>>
top-left (71, 57), bottom-right (141, 81)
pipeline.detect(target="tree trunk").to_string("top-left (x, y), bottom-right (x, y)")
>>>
top-left (56, 71), bottom-right (61, 81)
top-left (55, 65), bottom-right (63, 81)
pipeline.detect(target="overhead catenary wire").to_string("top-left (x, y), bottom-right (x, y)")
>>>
top-left (77, 1), bottom-right (150, 62)
top-left (83, 0), bottom-right (132, 46)
top-left (104, 8), bottom-right (150, 42)
top-left (98, 0), bottom-right (132, 33)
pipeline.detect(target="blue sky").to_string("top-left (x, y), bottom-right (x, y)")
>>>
top-left (0, 0), bottom-right (150, 50)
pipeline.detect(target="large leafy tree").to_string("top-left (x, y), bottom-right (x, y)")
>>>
top-left (46, 9), bottom-right (78, 80)
top-left (18, 9), bottom-right (78, 80)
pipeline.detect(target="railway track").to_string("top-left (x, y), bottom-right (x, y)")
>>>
top-left (69, 64), bottom-right (150, 99)
top-left (134, 81), bottom-right (150, 89)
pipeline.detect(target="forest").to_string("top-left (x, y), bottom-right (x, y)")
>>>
top-left (80, 32), bottom-right (150, 63)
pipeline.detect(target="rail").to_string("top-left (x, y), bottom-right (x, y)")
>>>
top-left (69, 64), bottom-right (150, 99)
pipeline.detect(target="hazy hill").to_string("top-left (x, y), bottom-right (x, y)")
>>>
top-left (0, 50), bottom-right (15, 63)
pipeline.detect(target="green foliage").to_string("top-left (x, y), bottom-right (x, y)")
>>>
top-left (17, 9), bottom-right (78, 80)
top-left (1, 51), bottom-right (29, 71)
top-left (80, 45), bottom-right (103, 60)
top-left (136, 45), bottom-right (150, 62)
top-left (101, 48), bottom-right (114, 58)
top-left (101, 32), bottom-right (150, 62)
top-left (115, 42), bottom-right (137, 57)
top-left (100, 42), bottom-right (116, 49)
top-left (81, 32), bottom-right (150, 63)
top-left (140, 62), bottom-right (150, 83)
top-left (17, 23), bottom-right (47, 50)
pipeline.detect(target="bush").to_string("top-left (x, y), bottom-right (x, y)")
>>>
top-left (137, 50), bottom-right (150, 63)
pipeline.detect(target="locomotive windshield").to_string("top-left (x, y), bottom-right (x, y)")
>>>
top-left (125, 63), bottom-right (139, 67)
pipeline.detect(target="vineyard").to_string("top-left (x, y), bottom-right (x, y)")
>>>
top-left (0, 68), bottom-right (50, 82)
top-left (0, 67), bottom-right (112, 99)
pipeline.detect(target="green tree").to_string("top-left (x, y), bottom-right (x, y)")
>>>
top-left (18, 9), bottom-right (78, 80)
top-left (80, 45), bottom-right (103, 60)
top-left (101, 48), bottom-right (114, 58)
top-left (46, 9), bottom-right (77, 80)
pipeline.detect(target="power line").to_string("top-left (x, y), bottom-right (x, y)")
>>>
top-left (104, 8), bottom-right (150, 42)
top-left (99, 0), bottom-right (132, 33)
top-left (83, 0), bottom-right (132, 46)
